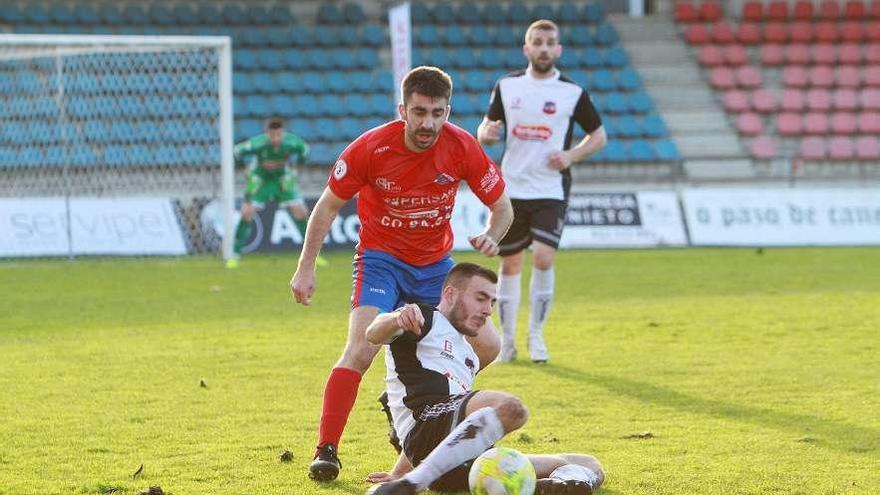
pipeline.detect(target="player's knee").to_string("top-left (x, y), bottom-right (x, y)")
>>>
top-left (495, 395), bottom-right (528, 432)
top-left (341, 345), bottom-right (379, 373)
top-left (533, 252), bottom-right (555, 271)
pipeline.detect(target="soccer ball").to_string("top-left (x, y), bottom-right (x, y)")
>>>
top-left (468, 447), bottom-right (536, 495)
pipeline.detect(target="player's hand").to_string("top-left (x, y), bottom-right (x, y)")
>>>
top-left (469, 233), bottom-right (500, 257)
top-left (481, 120), bottom-right (504, 142)
top-left (290, 266), bottom-right (316, 305)
top-left (548, 150), bottom-right (573, 171)
top-left (395, 303), bottom-right (424, 335)
top-left (366, 471), bottom-right (399, 484)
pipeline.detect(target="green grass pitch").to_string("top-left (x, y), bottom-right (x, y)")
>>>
top-left (1, 248), bottom-right (878, 495)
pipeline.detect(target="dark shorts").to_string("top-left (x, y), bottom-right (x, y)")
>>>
top-left (498, 199), bottom-right (567, 256)
top-left (380, 392), bottom-right (479, 493)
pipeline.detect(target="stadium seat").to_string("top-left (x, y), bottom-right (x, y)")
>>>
top-left (605, 92), bottom-right (628, 114)
top-left (809, 66), bottom-right (835, 88)
top-left (580, 48), bottom-right (604, 68)
top-left (760, 45), bottom-right (785, 66)
top-left (861, 89), bottom-right (880, 110)
top-left (615, 116), bottom-right (642, 138)
top-left (343, 3), bottom-right (366, 24)
top-left (455, 3), bottom-right (481, 24)
top-left (592, 70), bottom-right (617, 92)
top-left (594, 24), bottom-right (619, 46)
top-left (752, 89), bottom-right (777, 113)
top-left (818, 0), bottom-right (841, 19)
top-left (736, 23), bottom-right (761, 45)
top-left (841, 22), bottom-right (865, 42)
top-left (786, 44), bottom-right (810, 65)
top-left (584, 3), bottom-right (607, 23)
top-left (807, 89), bottom-right (833, 112)
top-left (836, 66), bottom-right (862, 88)
top-left (627, 140), bottom-right (656, 161)
top-left (768, 1), bottom-right (790, 20)
top-left (865, 67), bottom-right (880, 87)
top-left (812, 44), bottom-right (837, 65)
top-left (675, 1), bottom-right (699, 23)
top-left (724, 45), bottom-right (748, 66)
top-left (630, 92), bottom-right (654, 114)
top-left (804, 113), bottom-right (830, 134)
top-left (604, 47), bottom-right (629, 68)
top-left (735, 66), bottom-right (762, 89)
top-left (685, 24), bottom-right (710, 45)
top-left (698, 46), bottom-right (723, 67)
top-left (750, 135), bottom-right (777, 159)
top-left (777, 113), bottom-right (804, 135)
top-left (654, 140), bottom-right (681, 161)
top-left (829, 137), bottom-right (855, 161)
top-left (736, 112), bottom-right (763, 136)
top-left (617, 68), bottom-right (642, 91)
top-left (856, 136), bottom-right (880, 159)
top-left (723, 90), bottom-right (750, 113)
top-left (742, 1), bottom-right (764, 22)
top-left (838, 43), bottom-right (863, 64)
top-left (815, 22), bottom-right (840, 43)
top-left (866, 45), bottom-right (880, 64)
top-left (764, 23), bottom-right (788, 44)
top-left (793, 1), bottom-right (815, 20)
top-left (783, 66), bottom-right (809, 88)
top-left (698, 1), bottom-right (723, 22)
top-left (830, 112), bottom-right (858, 134)
top-left (711, 22), bottom-right (736, 44)
top-left (833, 89), bottom-right (859, 111)
top-left (362, 26), bottom-right (385, 47)
top-left (799, 137), bottom-right (827, 159)
top-left (788, 21), bottom-right (814, 43)
top-left (317, 3), bottom-right (343, 24)
top-left (642, 115), bottom-right (668, 138)
top-left (710, 67), bottom-right (736, 89)
top-left (858, 112), bottom-right (880, 133)
top-left (599, 140), bottom-right (626, 161)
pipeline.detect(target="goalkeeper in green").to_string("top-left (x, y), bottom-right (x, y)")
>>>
top-left (230, 117), bottom-right (323, 267)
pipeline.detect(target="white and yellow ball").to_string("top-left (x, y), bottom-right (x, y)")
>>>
top-left (468, 447), bottom-right (536, 495)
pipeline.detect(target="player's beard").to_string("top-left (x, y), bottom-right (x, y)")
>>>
top-left (408, 125), bottom-right (439, 150)
top-left (448, 299), bottom-right (485, 337)
top-left (530, 54), bottom-right (556, 74)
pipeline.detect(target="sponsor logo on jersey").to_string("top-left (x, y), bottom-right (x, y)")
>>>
top-left (464, 357), bottom-right (475, 371)
top-left (479, 166), bottom-right (501, 194)
top-left (375, 177), bottom-right (402, 193)
top-left (543, 101), bottom-right (557, 115)
top-left (512, 124), bottom-right (553, 141)
top-left (434, 173), bottom-right (455, 185)
top-left (511, 97), bottom-right (522, 109)
top-left (333, 159), bottom-right (347, 180)
top-left (444, 340), bottom-right (453, 352)
top-left (374, 145), bottom-right (390, 154)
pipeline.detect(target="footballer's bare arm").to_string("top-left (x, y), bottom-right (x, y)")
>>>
top-left (365, 303), bottom-right (424, 344)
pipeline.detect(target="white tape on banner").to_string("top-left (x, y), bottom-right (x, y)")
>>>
top-left (388, 3), bottom-right (411, 108)
top-left (0, 198), bottom-right (187, 257)
top-left (682, 188), bottom-right (880, 246)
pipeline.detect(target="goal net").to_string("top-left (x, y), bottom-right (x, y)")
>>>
top-left (0, 34), bottom-right (234, 259)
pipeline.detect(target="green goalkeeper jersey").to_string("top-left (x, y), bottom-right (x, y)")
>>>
top-left (233, 132), bottom-right (309, 178)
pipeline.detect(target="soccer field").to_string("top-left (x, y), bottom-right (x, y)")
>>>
top-left (2, 248), bottom-right (878, 495)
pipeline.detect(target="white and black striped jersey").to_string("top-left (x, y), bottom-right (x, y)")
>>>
top-left (486, 69), bottom-right (602, 201)
top-left (383, 303), bottom-right (480, 442)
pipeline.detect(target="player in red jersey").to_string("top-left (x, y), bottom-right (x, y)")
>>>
top-left (289, 66), bottom-right (514, 482)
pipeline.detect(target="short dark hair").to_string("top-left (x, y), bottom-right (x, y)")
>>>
top-left (265, 117), bottom-right (285, 130)
top-left (525, 19), bottom-right (560, 43)
top-left (443, 262), bottom-right (498, 290)
top-left (400, 66), bottom-right (453, 104)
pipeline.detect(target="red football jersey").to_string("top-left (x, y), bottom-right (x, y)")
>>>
top-left (328, 120), bottom-right (505, 266)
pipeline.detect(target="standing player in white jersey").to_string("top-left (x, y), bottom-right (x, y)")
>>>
top-left (477, 19), bottom-right (608, 363)
top-left (364, 262), bottom-right (605, 495)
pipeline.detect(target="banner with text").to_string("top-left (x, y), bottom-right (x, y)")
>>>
top-left (0, 198), bottom-right (188, 257)
top-left (682, 188), bottom-right (880, 246)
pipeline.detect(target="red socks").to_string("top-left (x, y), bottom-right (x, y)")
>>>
top-left (317, 367), bottom-right (363, 452)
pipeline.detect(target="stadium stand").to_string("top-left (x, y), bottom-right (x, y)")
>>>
top-left (676, 0), bottom-right (880, 174)
top-left (0, 1), bottom-right (676, 176)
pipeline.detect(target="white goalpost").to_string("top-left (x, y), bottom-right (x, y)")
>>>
top-left (0, 34), bottom-right (235, 260)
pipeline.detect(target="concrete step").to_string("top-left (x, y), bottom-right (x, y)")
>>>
top-left (651, 87), bottom-right (718, 110)
top-left (612, 15), bottom-right (681, 43)
top-left (663, 111), bottom-right (731, 133)
top-left (638, 65), bottom-right (703, 86)
top-left (684, 159), bottom-right (757, 179)
top-left (675, 135), bottom-right (747, 159)
top-left (625, 42), bottom-right (692, 65)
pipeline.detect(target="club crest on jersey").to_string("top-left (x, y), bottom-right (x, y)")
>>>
top-left (333, 159), bottom-right (347, 180)
top-left (434, 173), bottom-right (455, 185)
top-left (511, 97), bottom-right (522, 109)
top-left (543, 101), bottom-right (557, 115)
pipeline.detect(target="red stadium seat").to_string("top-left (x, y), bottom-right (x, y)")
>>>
top-left (858, 112), bottom-right (880, 133)
top-left (788, 22), bottom-right (814, 43)
top-left (712, 22), bottom-right (737, 44)
top-left (675, 1), bottom-right (699, 22)
top-left (819, 0), bottom-right (841, 19)
top-left (814, 22), bottom-right (841, 42)
top-left (737, 23), bottom-right (762, 45)
top-left (760, 44), bottom-right (786, 65)
top-left (812, 44), bottom-right (837, 65)
top-left (742, 1), bottom-right (764, 22)
top-left (829, 137), bottom-right (856, 159)
top-left (783, 66), bottom-right (809, 87)
top-left (800, 137), bottom-right (828, 159)
top-left (764, 23), bottom-right (789, 44)
top-left (839, 44), bottom-right (863, 64)
top-left (736, 66), bottom-right (762, 88)
top-left (786, 44), bottom-right (811, 65)
top-left (737, 112), bottom-right (764, 135)
top-left (864, 67), bottom-right (880, 87)
top-left (867, 23), bottom-right (880, 42)
top-left (752, 89), bottom-right (777, 112)
top-left (781, 89), bottom-right (806, 111)
top-left (836, 66), bottom-right (862, 88)
top-left (804, 112), bottom-right (830, 134)
top-left (698, 45), bottom-right (725, 66)
top-left (861, 89), bottom-right (880, 110)
top-left (699, 1), bottom-right (724, 22)
top-left (865, 44), bottom-right (880, 64)
top-left (709, 67), bottom-right (736, 89)
top-left (750, 135), bottom-right (778, 159)
top-left (840, 22), bottom-right (865, 42)
top-left (685, 24), bottom-right (711, 44)
top-left (807, 89), bottom-right (833, 111)
top-left (778, 113), bottom-right (804, 135)
top-left (833, 89), bottom-right (860, 111)
top-left (871, 0), bottom-right (880, 18)
top-left (809, 66), bottom-right (835, 88)
top-left (724, 45), bottom-right (749, 66)
top-left (767, 1), bottom-right (790, 20)
top-left (831, 113), bottom-right (859, 134)
top-left (723, 90), bottom-right (750, 112)
top-left (856, 136), bottom-right (880, 159)
top-left (793, 1), bottom-right (815, 19)
top-left (844, 0), bottom-right (867, 19)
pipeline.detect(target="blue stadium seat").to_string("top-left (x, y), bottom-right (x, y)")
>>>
top-left (557, 3), bottom-right (579, 22)
top-left (568, 26), bottom-right (593, 46)
top-left (282, 49), bottom-right (308, 71)
top-left (22, 4), bottom-right (49, 24)
top-left (506, 2), bottom-right (530, 23)
top-left (579, 47), bottom-right (603, 68)
top-left (269, 95), bottom-right (296, 117)
top-left (355, 49), bottom-right (380, 70)
top-left (591, 70), bottom-right (616, 92)
top-left (362, 25), bottom-right (385, 47)
top-left (327, 73), bottom-right (349, 94)
top-left (605, 92), bottom-right (628, 114)
top-left (410, 3), bottom-right (431, 24)
top-left (317, 3), bottom-right (343, 24)
top-left (452, 48), bottom-right (478, 70)
top-left (583, 3), bottom-right (607, 24)
top-left (252, 72), bottom-right (278, 94)
top-left (462, 71), bottom-right (491, 93)
top-left (594, 24), bottom-right (619, 46)
top-left (120, 4), bottom-right (146, 24)
top-left (275, 72), bottom-right (301, 92)
top-left (288, 26), bottom-right (314, 47)
top-left (367, 94), bottom-right (393, 117)
top-left (559, 48), bottom-right (578, 69)
top-left (49, 4), bottom-right (74, 24)
top-left (318, 94), bottom-right (346, 118)
top-left (531, 4), bottom-right (555, 21)
top-left (170, 3), bottom-right (194, 24)
top-left (194, 4), bottom-right (220, 25)
top-left (243, 95), bottom-right (271, 118)
top-left (456, 4), bottom-right (481, 24)
top-left (477, 48), bottom-right (504, 70)
top-left (257, 49), bottom-right (285, 71)
top-left (370, 71), bottom-right (394, 93)
top-left (233, 73), bottom-right (253, 94)
top-left (155, 145), bottom-right (177, 166)
top-left (628, 140), bottom-right (656, 162)
top-left (415, 25), bottom-right (440, 46)
top-left (221, 3), bottom-right (246, 25)
top-left (493, 25), bottom-right (520, 46)
top-left (307, 50), bottom-right (332, 71)
top-left (604, 47), bottom-right (630, 68)
top-left (347, 94), bottom-right (370, 117)
top-left (641, 115), bottom-right (668, 138)
top-left (445, 26), bottom-right (467, 46)
top-left (331, 49), bottom-right (356, 70)
top-left (617, 68), bottom-right (642, 91)
top-left (599, 140), bottom-right (626, 161)
top-left (0, 3), bottom-right (23, 24)
top-left (479, 4), bottom-right (505, 24)
top-left (267, 5), bottom-right (293, 25)
top-left (312, 118), bottom-right (338, 141)
top-left (300, 72), bottom-right (324, 94)
top-left (347, 71), bottom-right (371, 93)
top-left (432, 4), bottom-right (455, 23)
top-left (293, 95), bottom-right (319, 117)
top-left (655, 140), bottom-right (681, 162)
top-left (149, 3), bottom-right (174, 25)
top-left (616, 116), bottom-right (642, 138)
top-left (468, 26), bottom-right (492, 46)
top-left (343, 3), bottom-right (366, 24)
top-left (236, 119), bottom-right (264, 141)
top-left (308, 143), bottom-right (335, 165)
top-left (630, 92), bottom-right (654, 114)
top-left (339, 119), bottom-right (363, 141)
top-left (315, 26), bottom-right (341, 48)
top-left (234, 49), bottom-right (258, 71)
top-left (262, 27), bottom-right (291, 48)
